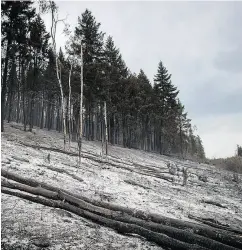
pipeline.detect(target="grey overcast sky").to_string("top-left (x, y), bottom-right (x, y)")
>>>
top-left (41, 1), bottom-right (242, 159)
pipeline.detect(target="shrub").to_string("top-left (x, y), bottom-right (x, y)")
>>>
top-left (223, 156), bottom-right (242, 173)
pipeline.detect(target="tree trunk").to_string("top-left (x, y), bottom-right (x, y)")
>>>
top-left (40, 91), bottom-right (44, 129)
top-left (1, 39), bottom-right (11, 131)
top-left (104, 101), bottom-right (108, 155)
top-left (68, 64), bottom-right (72, 149)
top-left (78, 42), bottom-right (84, 164)
top-left (29, 92), bottom-right (35, 132)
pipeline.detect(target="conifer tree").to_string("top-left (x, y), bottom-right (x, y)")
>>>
top-left (71, 9), bottom-right (105, 140)
top-left (103, 36), bottom-right (128, 144)
top-left (153, 61), bottom-right (179, 154)
top-left (1, 1), bottom-right (206, 160)
top-left (1, 1), bottom-right (36, 131)
top-left (137, 69), bottom-right (153, 150)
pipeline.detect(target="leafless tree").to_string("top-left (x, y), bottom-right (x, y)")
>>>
top-left (49, 1), bottom-right (67, 150)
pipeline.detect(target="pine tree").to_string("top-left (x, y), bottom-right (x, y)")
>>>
top-left (103, 36), bottom-right (128, 144)
top-left (237, 145), bottom-right (242, 157)
top-left (175, 99), bottom-right (191, 157)
top-left (42, 48), bottom-right (58, 130)
top-left (153, 61), bottom-right (179, 113)
top-left (28, 14), bottom-right (50, 131)
top-left (196, 135), bottom-right (205, 159)
top-left (1, 1), bottom-right (36, 131)
top-left (137, 69), bottom-right (153, 150)
top-left (71, 9), bottom-right (105, 140)
top-left (1, 1), bottom-right (206, 161)
top-left (153, 61), bottom-right (179, 154)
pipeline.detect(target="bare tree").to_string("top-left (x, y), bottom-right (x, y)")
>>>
top-left (104, 101), bottom-right (108, 156)
top-left (68, 62), bottom-right (73, 150)
top-left (49, 1), bottom-right (67, 150)
top-left (78, 39), bottom-right (84, 165)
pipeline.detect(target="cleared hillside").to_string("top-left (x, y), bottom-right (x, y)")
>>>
top-left (1, 122), bottom-right (242, 250)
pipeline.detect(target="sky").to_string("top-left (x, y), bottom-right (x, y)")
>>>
top-left (40, 1), bottom-right (242, 159)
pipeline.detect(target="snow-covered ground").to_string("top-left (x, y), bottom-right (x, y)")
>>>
top-left (1, 122), bottom-right (242, 249)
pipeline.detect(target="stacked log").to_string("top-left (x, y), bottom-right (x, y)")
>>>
top-left (2, 169), bottom-right (242, 250)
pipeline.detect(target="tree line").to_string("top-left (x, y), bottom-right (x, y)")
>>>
top-left (1, 1), bottom-right (205, 160)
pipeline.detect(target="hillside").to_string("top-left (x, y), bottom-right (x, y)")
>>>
top-left (1, 122), bottom-right (242, 250)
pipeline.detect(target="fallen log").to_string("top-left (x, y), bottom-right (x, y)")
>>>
top-left (37, 164), bottom-right (83, 182)
top-left (70, 193), bottom-right (242, 248)
top-left (1, 178), bottom-right (59, 200)
top-left (10, 124), bottom-right (23, 131)
top-left (2, 169), bottom-right (57, 191)
top-left (2, 178), bottom-right (235, 249)
top-left (132, 162), bottom-right (167, 172)
top-left (124, 180), bottom-right (151, 190)
top-left (18, 142), bottom-right (174, 182)
top-left (2, 188), bottom-right (208, 250)
top-left (188, 214), bottom-right (242, 235)
top-left (12, 156), bottom-right (30, 163)
top-left (57, 191), bottom-right (238, 250)
top-left (2, 169), bottom-right (242, 249)
top-left (202, 199), bottom-right (227, 208)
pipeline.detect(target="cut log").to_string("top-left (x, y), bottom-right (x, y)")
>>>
top-left (1, 178), bottom-right (59, 200)
top-left (2, 180), bottom-right (233, 249)
top-left (201, 199), bottom-right (227, 209)
top-left (57, 191), bottom-right (238, 250)
top-left (1, 187), bottom-right (208, 250)
top-left (17, 142), bottom-right (174, 182)
top-left (12, 155), bottom-right (30, 163)
top-left (37, 164), bottom-right (83, 182)
top-left (188, 214), bottom-right (242, 235)
top-left (124, 180), bottom-right (151, 190)
top-left (2, 169), bottom-right (242, 249)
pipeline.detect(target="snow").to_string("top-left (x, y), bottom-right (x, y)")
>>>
top-left (1, 122), bottom-right (242, 249)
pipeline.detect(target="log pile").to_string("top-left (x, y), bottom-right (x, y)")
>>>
top-left (2, 169), bottom-right (242, 250)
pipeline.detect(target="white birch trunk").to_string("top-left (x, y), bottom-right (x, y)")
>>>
top-left (78, 41), bottom-right (84, 165)
top-left (68, 64), bottom-right (72, 150)
top-left (104, 101), bottom-right (108, 156)
top-left (50, 6), bottom-right (67, 150)
top-left (101, 103), bottom-right (104, 158)
top-left (56, 59), bottom-right (66, 150)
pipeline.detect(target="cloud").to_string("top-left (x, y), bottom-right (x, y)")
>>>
top-left (186, 74), bottom-right (242, 117)
top-left (214, 48), bottom-right (242, 73)
top-left (40, 1), bottom-right (242, 158)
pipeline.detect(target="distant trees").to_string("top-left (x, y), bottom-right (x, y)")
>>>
top-left (237, 145), bottom-right (242, 157)
top-left (1, 1), bottom-right (206, 160)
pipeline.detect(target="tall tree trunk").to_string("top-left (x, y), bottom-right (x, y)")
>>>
top-left (104, 101), bottom-right (108, 155)
top-left (68, 64), bottom-right (72, 149)
top-left (78, 43), bottom-right (84, 164)
top-left (47, 96), bottom-right (52, 130)
top-left (57, 62), bottom-right (66, 149)
top-left (21, 63), bottom-right (27, 132)
top-left (88, 104), bottom-right (91, 141)
top-left (1, 39), bottom-right (11, 131)
top-left (29, 92), bottom-right (35, 132)
top-left (7, 88), bottom-right (14, 123)
top-left (50, 5), bottom-right (66, 149)
top-left (16, 68), bottom-right (21, 124)
top-left (40, 91), bottom-right (44, 129)
top-left (179, 125), bottom-right (183, 157)
top-left (122, 113), bottom-right (126, 148)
